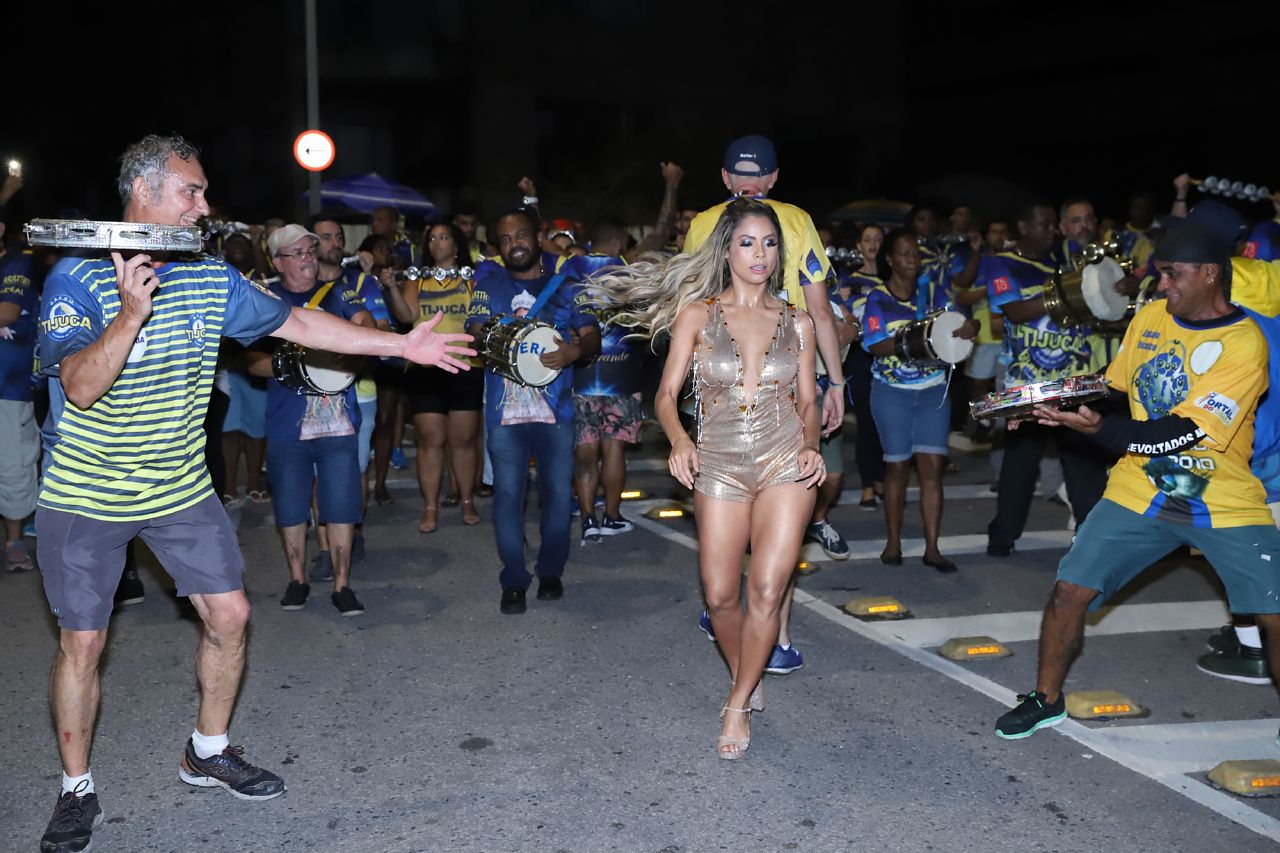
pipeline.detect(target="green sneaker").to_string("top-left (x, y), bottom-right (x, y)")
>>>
top-left (1196, 646), bottom-right (1271, 685)
top-left (995, 690), bottom-right (1067, 739)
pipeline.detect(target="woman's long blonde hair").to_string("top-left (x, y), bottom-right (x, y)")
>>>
top-left (585, 198), bottom-right (787, 342)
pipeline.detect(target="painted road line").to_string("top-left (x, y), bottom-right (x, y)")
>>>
top-left (627, 512), bottom-right (1280, 843)
top-left (878, 599), bottom-right (1232, 648)
top-left (800, 529), bottom-right (1075, 564)
top-left (1082, 719), bottom-right (1280, 775)
top-left (792, 589), bottom-right (1280, 844)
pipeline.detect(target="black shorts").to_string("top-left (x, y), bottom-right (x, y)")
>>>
top-left (408, 366), bottom-right (484, 415)
top-left (372, 358), bottom-right (409, 391)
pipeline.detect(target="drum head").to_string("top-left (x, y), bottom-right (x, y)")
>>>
top-left (1081, 258), bottom-right (1128, 322)
top-left (928, 311), bottom-right (974, 364)
top-left (514, 325), bottom-right (563, 387)
top-left (303, 350), bottom-right (355, 394)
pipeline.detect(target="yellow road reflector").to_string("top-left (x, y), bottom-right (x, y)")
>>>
top-left (843, 596), bottom-right (909, 620)
top-left (1065, 690), bottom-right (1145, 720)
top-left (938, 636), bottom-right (1011, 660)
top-left (1208, 760), bottom-right (1280, 796)
top-left (620, 489), bottom-right (647, 500)
top-left (643, 503), bottom-right (689, 520)
top-left (796, 560), bottom-right (820, 576)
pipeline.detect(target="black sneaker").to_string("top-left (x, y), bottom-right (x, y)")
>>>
top-left (331, 586), bottom-right (365, 616)
top-left (309, 552), bottom-right (334, 582)
top-left (581, 516), bottom-right (601, 546)
top-left (536, 577), bottom-right (563, 600)
top-left (40, 783), bottom-right (102, 853)
top-left (500, 588), bottom-right (526, 614)
top-left (280, 581), bottom-right (310, 611)
top-left (351, 532), bottom-right (366, 564)
top-left (599, 514), bottom-right (634, 536)
top-left (995, 690), bottom-right (1067, 739)
top-left (178, 740), bottom-right (286, 800)
top-left (113, 568), bottom-right (145, 607)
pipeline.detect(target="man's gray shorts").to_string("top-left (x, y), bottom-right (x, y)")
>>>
top-left (38, 494), bottom-right (246, 630)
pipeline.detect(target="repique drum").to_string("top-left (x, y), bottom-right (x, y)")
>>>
top-left (479, 316), bottom-right (562, 387)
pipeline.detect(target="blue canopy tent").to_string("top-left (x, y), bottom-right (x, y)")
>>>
top-left (304, 172), bottom-right (437, 218)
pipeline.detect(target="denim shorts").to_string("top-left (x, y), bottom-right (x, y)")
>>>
top-left (869, 380), bottom-right (950, 462)
top-left (267, 435), bottom-right (362, 527)
top-left (1059, 498), bottom-right (1280, 613)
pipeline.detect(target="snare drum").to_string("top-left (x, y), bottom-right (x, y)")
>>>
top-left (970, 374), bottom-right (1108, 422)
top-left (480, 316), bottom-right (563, 387)
top-left (272, 343), bottom-right (356, 395)
top-left (893, 310), bottom-right (973, 365)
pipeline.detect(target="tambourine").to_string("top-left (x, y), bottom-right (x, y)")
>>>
top-left (24, 219), bottom-right (203, 253)
top-left (970, 374), bottom-right (1108, 422)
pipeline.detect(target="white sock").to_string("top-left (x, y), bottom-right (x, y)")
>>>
top-left (1235, 625), bottom-right (1264, 650)
top-left (62, 770), bottom-right (93, 796)
top-left (191, 729), bottom-right (229, 759)
top-left (778, 642), bottom-right (792, 650)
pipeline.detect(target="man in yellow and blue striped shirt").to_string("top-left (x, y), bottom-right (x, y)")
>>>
top-left (34, 135), bottom-right (475, 853)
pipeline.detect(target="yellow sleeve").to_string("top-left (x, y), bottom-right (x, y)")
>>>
top-left (788, 207), bottom-right (834, 286)
top-left (1169, 329), bottom-right (1269, 450)
top-left (1231, 257), bottom-right (1280, 317)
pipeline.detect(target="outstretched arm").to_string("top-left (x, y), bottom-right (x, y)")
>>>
top-left (272, 308), bottom-right (475, 373)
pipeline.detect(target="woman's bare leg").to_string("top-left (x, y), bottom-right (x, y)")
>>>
top-left (916, 453), bottom-right (947, 562)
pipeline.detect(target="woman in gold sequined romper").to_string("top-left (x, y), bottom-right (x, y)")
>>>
top-left (588, 199), bottom-right (825, 759)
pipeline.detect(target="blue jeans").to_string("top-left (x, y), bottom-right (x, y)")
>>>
top-left (487, 421), bottom-right (575, 590)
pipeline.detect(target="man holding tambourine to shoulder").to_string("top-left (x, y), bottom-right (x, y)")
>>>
top-left (29, 135), bottom-right (472, 853)
top-left (981, 201), bottom-right (1111, 558)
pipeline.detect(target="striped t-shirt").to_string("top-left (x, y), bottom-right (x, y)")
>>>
top-left (38, 254), bottom-right (291, 521)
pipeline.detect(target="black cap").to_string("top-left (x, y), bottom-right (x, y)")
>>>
top-left (1164, 199), bottom-right (1247, 249)
top-left (1151, 222), bottom-right (1230, 268)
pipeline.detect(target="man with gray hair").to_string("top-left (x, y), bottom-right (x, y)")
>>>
top-left (35, 134), bottom-right (473, 852)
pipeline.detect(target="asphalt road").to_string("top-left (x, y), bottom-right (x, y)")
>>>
top-left (3, 433), bottom-right (1280, 852)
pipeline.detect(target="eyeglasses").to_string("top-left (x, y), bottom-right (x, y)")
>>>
top-left (276, 248), bottom-right (318, 260)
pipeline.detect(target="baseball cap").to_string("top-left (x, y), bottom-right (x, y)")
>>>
top-left (723, 134), bottom-right (778, 176)
top-left (1151, 222), bottom-right (1230, 268)
top-left (1164, 199), bottom-right (1247, 250)
top-left (267, 223), bottom-right (319, 256)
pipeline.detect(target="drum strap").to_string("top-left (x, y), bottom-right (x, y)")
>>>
top-left (502, 274), bottom-right (567, 325)
top-left (305, 280), bottom-right (338, 310)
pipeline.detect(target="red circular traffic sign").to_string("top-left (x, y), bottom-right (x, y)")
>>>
top-left (294, 130), bottom-right (335, 172)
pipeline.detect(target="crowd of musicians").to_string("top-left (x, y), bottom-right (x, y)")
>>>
top-left (6, 132), bottom-right (1280, 845)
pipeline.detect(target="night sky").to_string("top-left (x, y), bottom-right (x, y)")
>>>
top-left (6, 1), bottom-right (1271, 233)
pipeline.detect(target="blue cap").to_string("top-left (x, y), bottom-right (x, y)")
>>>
top-left (723, 135), bottom-right (778, 176)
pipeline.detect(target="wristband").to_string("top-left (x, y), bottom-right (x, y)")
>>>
top-left (521, 195), bottom-right (539, 206)
top-left (826, 378), bottom-right (846, 387)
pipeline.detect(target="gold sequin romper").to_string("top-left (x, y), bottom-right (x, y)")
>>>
top-left (691, 299), bottom-right (805, 502)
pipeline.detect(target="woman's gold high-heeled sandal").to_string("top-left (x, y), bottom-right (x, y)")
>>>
top-left (717, 706), bottom-right (752, 760)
